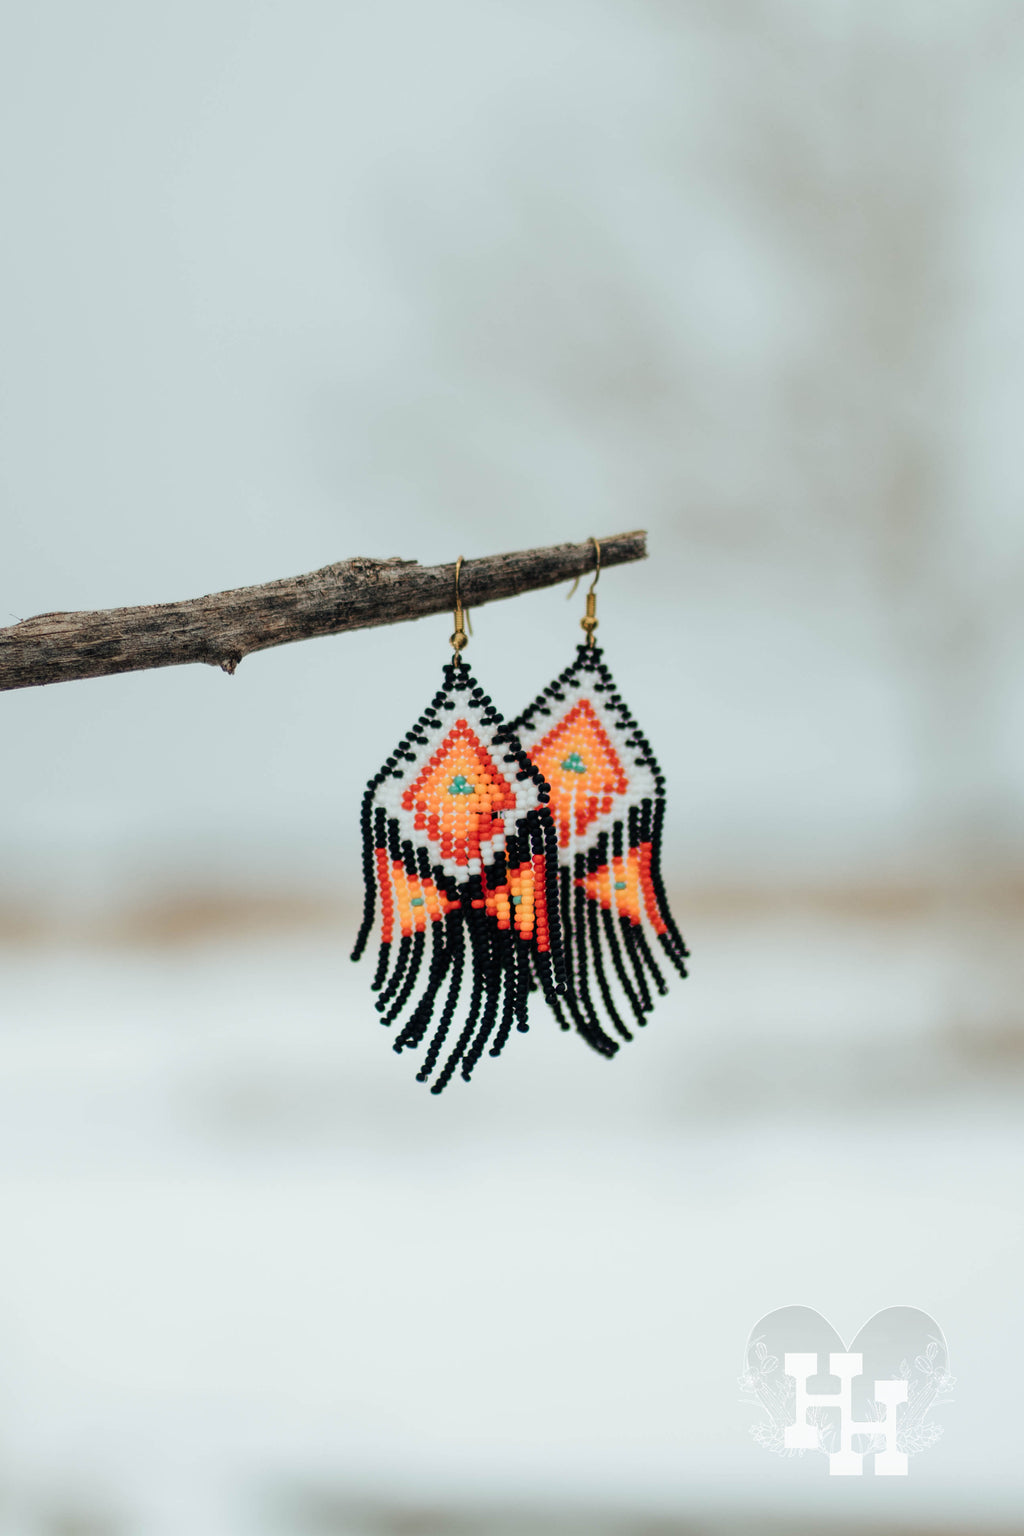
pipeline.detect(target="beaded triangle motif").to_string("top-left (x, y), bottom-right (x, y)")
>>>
top-left (513, 643), bottom-right (689, 1053)
top-left (351, 660), bottom-right (567, 1092)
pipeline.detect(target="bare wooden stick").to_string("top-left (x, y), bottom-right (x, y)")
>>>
top-left (0, 531), bottom-right (647, 692)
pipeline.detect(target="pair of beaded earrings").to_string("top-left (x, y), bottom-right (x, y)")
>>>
top-left (350, 539), bottom-right (689, 1093)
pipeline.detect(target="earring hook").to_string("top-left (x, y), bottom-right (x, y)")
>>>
top-left (573, 536), bottom-right (600, 646)
top-left (566, 536), bottom-right (602, 596)
top-left (450, 554), bottom-right (470, 663)
top-left (587, 535), bottom-right (601, 595)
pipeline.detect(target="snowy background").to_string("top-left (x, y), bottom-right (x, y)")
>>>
top-left (2, 2), bottom-right (1024, 1532)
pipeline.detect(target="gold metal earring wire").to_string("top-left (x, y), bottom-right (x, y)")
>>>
top-left (450, 554), bottom-right (470, 662)
top-left (576, 535), bottom-right (600, 646)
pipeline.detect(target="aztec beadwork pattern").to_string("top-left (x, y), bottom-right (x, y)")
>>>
top-left (513, 643), bottom-right (688, 1054)
top-left (351, 660), bottom-right (567, 1092)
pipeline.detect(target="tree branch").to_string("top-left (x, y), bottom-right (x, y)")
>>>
top-left (0, 531), bottom-right (647, 692)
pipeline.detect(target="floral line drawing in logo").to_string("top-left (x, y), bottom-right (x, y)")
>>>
top-left (740, 1339), bottom-right (802, 1459)
top-left (859, 1337), bottom-right (957, 1457)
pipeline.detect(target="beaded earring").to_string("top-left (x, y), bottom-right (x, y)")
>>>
top-left (512, 538), bottom-right (689, 1053)
top-left (351, 557), bottom-right (568, 1092)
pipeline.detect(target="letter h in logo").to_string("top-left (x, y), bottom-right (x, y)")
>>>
top-left (784, 1352), bottom-right (908, 1475)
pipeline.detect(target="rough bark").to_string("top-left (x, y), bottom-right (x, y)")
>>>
top-left (0, 531), bottom-right (646, 692)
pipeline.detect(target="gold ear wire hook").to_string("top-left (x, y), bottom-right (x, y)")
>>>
top-left (450, 554), bottom-right (470, 662)
top-left (580, 535), bottom-right (600, 646)
top-left (567, 537), bottom-right (602, 597)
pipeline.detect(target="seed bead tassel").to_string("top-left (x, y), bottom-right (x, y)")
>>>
top-left (350, 781), bottom-right (379, 963)
top-left (646, 795), bottom-right (690, 977)
top-left (394, 847), bottom-right (454, 1052)
top-left (610, 813), bottom-right (653, 1012)
top-left (591, 828), bottom-right (646, 1027)
top-left (570, 853), bottom-right (619, 1056)
top-left (417, 910), bottom-right (466, 1083)
top-left (432, 881), bottom-right (489, 1093)
top-left (502, 829), bottom-right (534, 1034)
top-left (366, 806), bottom-right (392, 989)
top-left (626, 802), bottom-right (669, 998)
top-left (461, 920), bottom-right (513, 1079)
top-left (585, 839), bottom-right (632, 1042)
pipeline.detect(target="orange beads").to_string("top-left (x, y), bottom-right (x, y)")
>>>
top-left (402, 718), bottom-right (515, 867)
top-left (529, 699), bottom-right (628, 848)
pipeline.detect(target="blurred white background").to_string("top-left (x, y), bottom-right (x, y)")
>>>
top-left (1, 2), bottom-right (1023, 1533)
